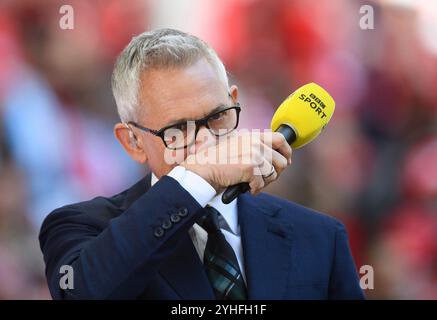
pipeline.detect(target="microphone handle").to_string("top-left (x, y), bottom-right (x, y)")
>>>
top-left (221, 125), bottom-right (296, 204)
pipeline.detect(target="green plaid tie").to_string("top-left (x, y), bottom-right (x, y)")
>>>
top-left (197, 205), bottom-right (247, 300)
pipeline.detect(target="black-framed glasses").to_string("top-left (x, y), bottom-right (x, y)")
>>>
top-left (126, 104), bottom-right (241, 150)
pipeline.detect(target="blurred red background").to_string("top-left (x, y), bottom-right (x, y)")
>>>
top-left (0, 0), bottom-right (435, 299)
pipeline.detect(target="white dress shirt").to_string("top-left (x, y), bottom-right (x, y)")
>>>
top-left (150, 166), bottom-right (246, 282)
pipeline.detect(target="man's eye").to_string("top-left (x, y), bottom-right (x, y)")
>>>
top-left (210, 110), bottom-right (227, 121)
top-left (164, 135), bottom-right (177, 143)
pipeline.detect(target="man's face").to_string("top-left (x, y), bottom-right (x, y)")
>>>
top-left (130, 58), bottom-right (238, 178)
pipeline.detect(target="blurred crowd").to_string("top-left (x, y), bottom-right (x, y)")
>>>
top-left (0, 0), bottom-right (436, 299)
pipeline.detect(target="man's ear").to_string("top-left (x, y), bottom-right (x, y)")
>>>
top-left (114, 123), bottom-right (148, 164)
top-left (229, 84), bottom-right (238, 103)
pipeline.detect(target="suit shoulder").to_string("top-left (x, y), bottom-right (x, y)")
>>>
top-left (39, 181), bottom-right (138, 241)
top-left (49, 189), bottom-right (126, 220)
top-left (258, 192), bottom-right (345, 233)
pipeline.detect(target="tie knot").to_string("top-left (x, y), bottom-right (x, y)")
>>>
top-left (197, 205), bottom-right (221, 234)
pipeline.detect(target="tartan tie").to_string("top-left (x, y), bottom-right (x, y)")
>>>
top-left (197, 205), bottom-right (247, 300)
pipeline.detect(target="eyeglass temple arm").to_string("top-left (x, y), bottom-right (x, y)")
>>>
top-left (126, 121), bottom-right (161, 136)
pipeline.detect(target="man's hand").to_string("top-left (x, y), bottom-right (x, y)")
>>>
top-left (181, 131), bottom-right (292, 195)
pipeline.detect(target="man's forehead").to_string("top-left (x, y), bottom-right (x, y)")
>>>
top-left (138, 60), bottom-right (229, 124)
top-left (140, 60), bottom-right (227, 100)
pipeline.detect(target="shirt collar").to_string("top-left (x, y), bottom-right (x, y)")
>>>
top-left (150, 172), bottom-right (239, 235)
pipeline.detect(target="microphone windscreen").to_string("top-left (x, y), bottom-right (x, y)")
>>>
top-left (270, 82), bottom-right (335, 149)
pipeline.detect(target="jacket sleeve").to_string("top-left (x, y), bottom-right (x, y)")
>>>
top-left (39, 176), bottom-right (205, 299)
top-left (328, 222), bottom-right (366, 299)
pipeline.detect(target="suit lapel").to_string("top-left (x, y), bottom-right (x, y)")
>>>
top-left (238, 193), bottom-right (294, 299)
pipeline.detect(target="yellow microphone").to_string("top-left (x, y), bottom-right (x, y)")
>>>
top-left (222, 82), bottom-right (335, 204)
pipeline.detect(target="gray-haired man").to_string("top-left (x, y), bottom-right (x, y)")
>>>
top-left (39, 28), bottom-right (364, 300)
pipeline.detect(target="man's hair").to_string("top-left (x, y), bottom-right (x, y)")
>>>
top-left (111, 28), bottom-right (229, 122)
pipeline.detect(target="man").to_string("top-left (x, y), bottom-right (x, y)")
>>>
top-left (39, 28), bottom-right (364, 299)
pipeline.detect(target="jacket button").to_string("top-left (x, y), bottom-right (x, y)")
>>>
top-left (170, 213), bottom-right (181, 223)
top-left (162, 219), bottom-right (172, 230)
top-left (154, 227), bottom-right (164, 238)
top-left (178, 207), bottom-right (188, 217)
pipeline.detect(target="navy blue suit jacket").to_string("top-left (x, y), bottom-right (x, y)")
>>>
top-left (39, 174), bottom-right (365, 299)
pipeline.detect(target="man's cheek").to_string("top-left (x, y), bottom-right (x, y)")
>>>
top-left (188, 129), bottom-right (217, 155)
top-left (163, 148), bottom-right (187, 165)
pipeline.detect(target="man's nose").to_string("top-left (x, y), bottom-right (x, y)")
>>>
top-left (188, 126), bottom-right (216, 154)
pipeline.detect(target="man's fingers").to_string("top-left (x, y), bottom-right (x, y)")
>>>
top-left (261, 163), bottom-right (278, 185)
top-left (257, 140), bottom-right (288, 174)
top-left (249, 175), bottom-right (265, 195)
top-left (270, 148), bottom-right (288, 175)
top-left (261, 132), bottom-right (292, 164)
